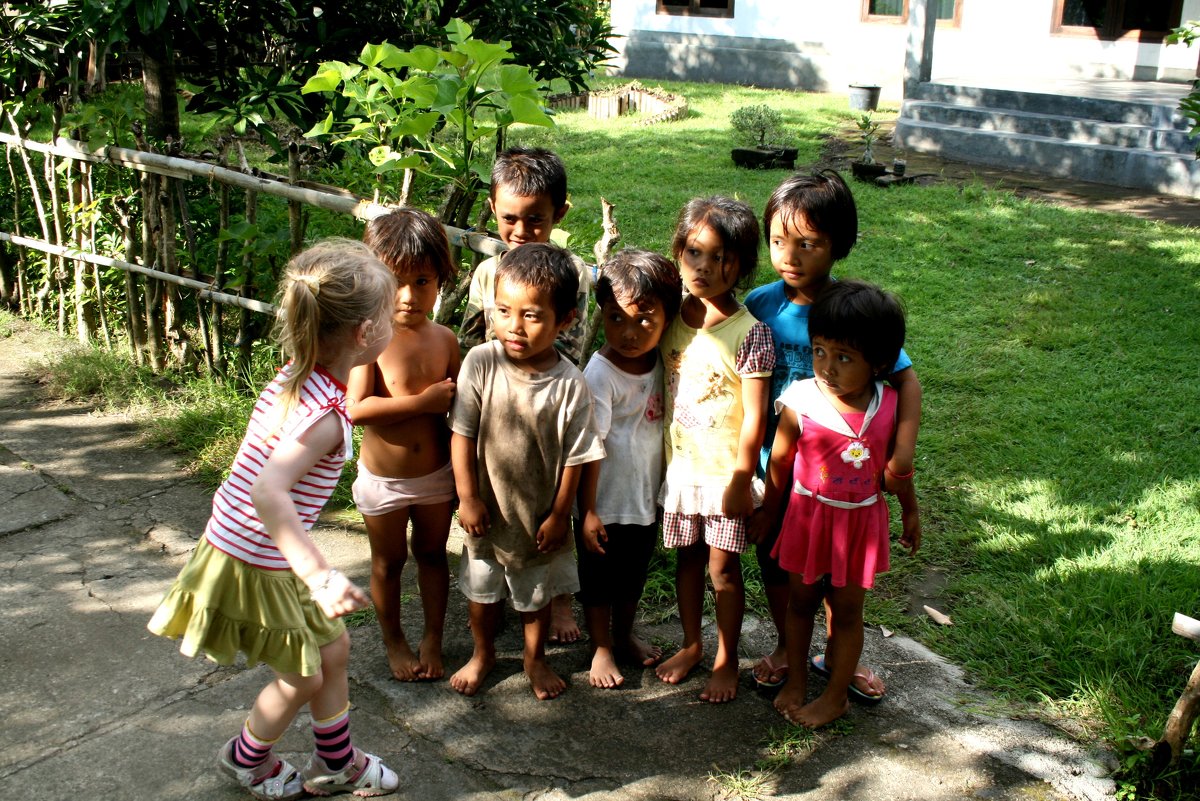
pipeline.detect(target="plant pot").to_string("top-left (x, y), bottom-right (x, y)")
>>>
top-left (850, 161), bottom-right (888, 181)
top-left (848, 84), bottom-right (881, 112)
top-left (731, 146), bottom-right (796, 170)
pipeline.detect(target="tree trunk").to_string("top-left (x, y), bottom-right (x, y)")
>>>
top-left (114, 197), bottom-right (147, 365)
top-left (138, 33), bottom-right (180, 143)
top-left (86, 40), bottom-right (108, 95)
top-left (135, 126), bottom-right (166, 371)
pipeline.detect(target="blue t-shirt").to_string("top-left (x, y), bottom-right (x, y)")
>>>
top-left (744, 280), bottom-right (913, 475)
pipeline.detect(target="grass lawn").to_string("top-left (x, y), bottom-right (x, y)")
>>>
top-left (11, 77), bottom-right (1198, 797)
top-left (519, 78), bottom-right (1200, 795)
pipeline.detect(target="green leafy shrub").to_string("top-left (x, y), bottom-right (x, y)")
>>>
top-left (730, 104), bottom-right (784, 147)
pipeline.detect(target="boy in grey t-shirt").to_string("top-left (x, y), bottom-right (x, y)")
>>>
top-left (450, 243), bottom-right (604, 700)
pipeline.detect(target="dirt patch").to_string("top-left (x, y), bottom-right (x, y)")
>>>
top-left (820, 122), bottom-right (1200, 228)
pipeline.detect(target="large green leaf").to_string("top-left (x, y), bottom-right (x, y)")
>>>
top-left (302, 63), bottom-right (347, 94)
top-left (360, 42), bottom-right (404, 68)
top-left (380, 45), bottom-right (439, 72)
top-left (400, 76), bottom-right (439, 106)
top-left (396, 111), bottom-right (441, 138)
top-left (498, 64), bottom-right (539, 97)
top-left (445, 17), bottom-right (473, 45)
top-left (456, 39), bottom-right (511, 69)
top-left (301, 111), bottom-right (333, 139)
top-left (136, 0), bottom-right (168, 33)
top-left (508, 95), bottom-right (554, 128)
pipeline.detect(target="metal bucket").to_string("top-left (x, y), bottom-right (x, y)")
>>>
top-left (848, 84), bottom-right (881, 111)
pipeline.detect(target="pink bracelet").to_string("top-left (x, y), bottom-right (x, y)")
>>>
top-left (885, 466), bottom-right (915, 480)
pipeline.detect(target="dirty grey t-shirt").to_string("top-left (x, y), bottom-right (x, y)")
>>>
top-left (450, 340), bottom-right (604, 569)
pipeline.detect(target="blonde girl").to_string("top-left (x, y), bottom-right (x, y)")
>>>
top-left (148, 240), bottom-right (400, 799)
top-left (656, 196), bottom-right (775, 703)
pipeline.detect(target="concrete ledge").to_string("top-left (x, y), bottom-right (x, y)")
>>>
top-left (902, 101), bottom-right (1199, 154)
top-left (895, 118), bottom-right (1200, 197)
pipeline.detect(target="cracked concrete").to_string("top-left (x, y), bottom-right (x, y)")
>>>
top-left (0, 316), bottom-right (1117, 801)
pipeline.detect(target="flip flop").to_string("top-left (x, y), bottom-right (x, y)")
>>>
top-left (809, 653), bottom-right (886, 705)
top-left (753, 653), bottom-right (789, 688)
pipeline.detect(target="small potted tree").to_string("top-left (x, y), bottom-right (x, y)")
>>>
top-left (850, 113), bottom-right (887, 181)
top-left (729, 105), bottom-right (797, 169)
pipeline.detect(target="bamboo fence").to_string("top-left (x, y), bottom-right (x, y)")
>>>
top-left (0, 131), bottom-right (509, 375)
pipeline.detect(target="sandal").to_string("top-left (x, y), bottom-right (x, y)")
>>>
top-left (753, 653), bottom-right (789, 689)
top-left (217, 738), bottom-right (305, 801)
top-left (303, 748), bottom-right (399, 797)
top-left (809, 653), bottom-right (886, 705)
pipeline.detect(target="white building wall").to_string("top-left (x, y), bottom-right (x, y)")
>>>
top-left (609, 0), bottom-right (1200, 98)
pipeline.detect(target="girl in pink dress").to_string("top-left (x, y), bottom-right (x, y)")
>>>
top-left (757, 279), bottom-right (920, 728)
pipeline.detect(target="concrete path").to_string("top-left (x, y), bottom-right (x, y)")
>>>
top-left (0, 316), bottom-right (1117, 801)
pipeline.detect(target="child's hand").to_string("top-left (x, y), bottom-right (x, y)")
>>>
top-left (458, 496), bottom-right (490, 537)
top-left (582, 510), bottom-right (607, 555)
top-left (422, 377), bottom-right (457, 414)
top-left (306, 569), bottom-right (370, 619)
top-left (536, 512), bottom-right (569, 553)
top-left (899, 507), bottom-right (921, 555)
top-left (747, 507), bottom-right (773, 545)
top-left (722, 473), bottom-right (754, 520)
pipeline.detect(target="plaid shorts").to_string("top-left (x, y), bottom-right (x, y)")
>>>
top-left (661, 512), bottom-right (748, 554)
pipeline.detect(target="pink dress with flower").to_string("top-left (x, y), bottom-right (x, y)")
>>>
top-left (770, 379), bottom-right (897, 589)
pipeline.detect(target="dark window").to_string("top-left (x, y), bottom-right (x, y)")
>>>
top-left (862, 0), bottom-right (961, 26)
top-left (1053, 0), bottom-right (1182, 39)
top-left (658, 0), bottom-right (735, 17)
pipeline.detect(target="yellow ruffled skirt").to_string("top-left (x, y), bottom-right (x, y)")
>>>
top-left (148, 538), bottom-right (345, 677)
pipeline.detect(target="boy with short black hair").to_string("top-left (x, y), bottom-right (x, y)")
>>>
top-left (459, 145), bottom-right (592, 642)
top-left (450, 243), bottom-right (604, 700)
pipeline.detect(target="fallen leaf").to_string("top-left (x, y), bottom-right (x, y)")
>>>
top-left (924, 605), bottom-right (953, 625)
top-left (880, 626), bottom-right (894, 638)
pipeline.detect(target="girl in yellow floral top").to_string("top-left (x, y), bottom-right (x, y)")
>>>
top-left (655, 196), bottom-right (775, 704)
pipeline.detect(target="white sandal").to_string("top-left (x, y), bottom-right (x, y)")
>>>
top-left (218, 738), bottom-right (305, 801)
top-left (303, 748), bottom-right (399, 797)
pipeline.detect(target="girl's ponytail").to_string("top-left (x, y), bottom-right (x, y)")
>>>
top-left (273, 239), bottom-right (396, 413)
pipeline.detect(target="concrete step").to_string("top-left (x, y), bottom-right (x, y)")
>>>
top-left (911, 82), bottom-right (1192, 130)
top-left (894, 117), bottom-right (1200, 197)
top-left (903, 100), bottom-right (1199, 155)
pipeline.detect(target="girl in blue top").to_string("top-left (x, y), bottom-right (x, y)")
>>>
top-left (746, 171), bottom-right (922, 701)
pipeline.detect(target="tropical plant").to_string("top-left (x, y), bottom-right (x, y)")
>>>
top-left (856, 113), bottom-right (881, 164)
top-left (730, 104), bottom-right (785, 148)
top-left (301, 18), bottom-right (555, 225)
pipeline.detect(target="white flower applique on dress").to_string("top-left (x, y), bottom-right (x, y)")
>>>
top-left (841, 439), bottom-right (870, 469)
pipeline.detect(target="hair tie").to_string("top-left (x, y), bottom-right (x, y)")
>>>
top-left (297, 274), bottom-right (321, 297)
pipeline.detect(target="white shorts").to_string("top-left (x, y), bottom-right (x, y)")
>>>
top-left (352, 461), bottom-right (456, 516)
top-left (457, 549), bottom-right (579, 612)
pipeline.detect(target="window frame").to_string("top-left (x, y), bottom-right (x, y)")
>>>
top-left (1050, 0), bottom-right (1184, 42)
top-left (656, 0), bottom-right (735, 18)
top-left (860, 0), bottom-right (963, 28)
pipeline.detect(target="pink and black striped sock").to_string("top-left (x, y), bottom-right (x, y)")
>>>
top-left (230, 722), bottom-right (274, 770)
top-left (311, 706), bottom-right (353, 772)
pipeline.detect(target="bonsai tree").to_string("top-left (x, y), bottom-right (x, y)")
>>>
top-left (856, 113), bottom-right (881, 164)
top-left (731, 104), bottom-right (784, 148)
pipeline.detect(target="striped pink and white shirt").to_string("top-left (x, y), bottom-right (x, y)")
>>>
top-left (203, 363), bottom-right (353, 570)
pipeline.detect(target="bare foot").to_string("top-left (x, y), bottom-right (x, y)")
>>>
top-left (589, 647), bottom-right (624, 689)
top-left (385, 640), bottom-right (422, 682)
top-left (795, 693), bottom-right (850, 729)
top-left (773, 680), bottom-right (807, 722)
top-left (549, 596), bottom-right (580, 643)
top-left (525, 658), bottom-right (566, 700)
top-left (416, 633), bottom-right (444, 680)
top-left (655, 644), bottom-right (702, 684)
top-left (699, 663), bottom-right (739, 703)
top-left (615, 635), bottom-right (662, 667)
top-left (449, 653), bottom-right (495, 696)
